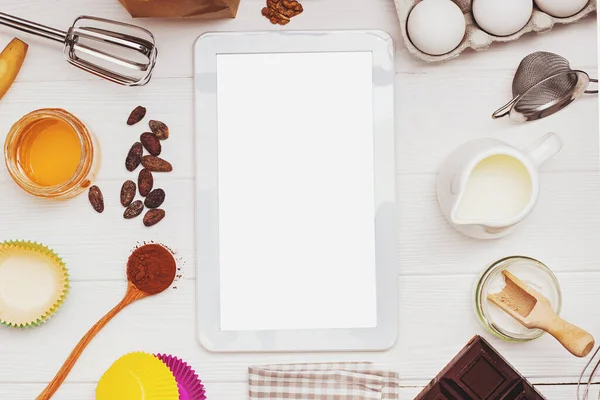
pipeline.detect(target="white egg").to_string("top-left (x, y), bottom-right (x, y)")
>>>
top-left (473, 0), bottom-right (533, 37)
top-left (534, 0), bottom-right (589, 18)
top-left (407, 0), bottom-right (466, 56)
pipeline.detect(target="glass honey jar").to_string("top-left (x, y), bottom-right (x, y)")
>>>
top-left (4, 108), bottom-right (99, 198)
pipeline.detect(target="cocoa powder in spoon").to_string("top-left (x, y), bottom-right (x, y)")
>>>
top-left (127, 244), bottom-right (176, 294)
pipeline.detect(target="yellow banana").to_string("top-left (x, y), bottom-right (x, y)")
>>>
top-left (0, 38), bottom-right (28, 100)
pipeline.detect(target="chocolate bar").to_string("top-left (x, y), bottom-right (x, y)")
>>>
top-left (415, 335), bottom-right (546, 400)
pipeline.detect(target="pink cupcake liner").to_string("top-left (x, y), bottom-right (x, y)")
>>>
top-left (156, 354), bottom-right (206, 400)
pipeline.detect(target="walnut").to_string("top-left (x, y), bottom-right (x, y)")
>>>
top-left (262, 0), bottom-right (303, 25)
top-left (282, 0), bottom-right (303, 14)
top-left (262, 6), bottom-right (290, 25)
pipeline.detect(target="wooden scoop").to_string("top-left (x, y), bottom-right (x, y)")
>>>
top-left (488, 270), bottom-right (594, 358)
top-left (37, 244), bottom-right (176, 400)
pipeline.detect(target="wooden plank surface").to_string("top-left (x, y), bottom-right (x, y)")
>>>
top-left (0, 173), bottom-right (597, 282)
top-left (0, 274), bottom-right (597, 384)
top-left (0, 382), bottom-right (594, 399)
top-left (0, 0), bottom-right (597, 79)
top-left (0, 0), bottom-right (597, 398)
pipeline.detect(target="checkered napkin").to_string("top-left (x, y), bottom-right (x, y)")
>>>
top-left (248, 362), bottom-right (399, 399)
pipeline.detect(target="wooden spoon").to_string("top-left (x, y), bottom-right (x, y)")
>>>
top-left (488, 270), bottom-right (594, 358)
top-left (37, 244), bottom-right (176, 400)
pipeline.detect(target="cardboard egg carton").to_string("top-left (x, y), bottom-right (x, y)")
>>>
top-left (395, 0), bottom-right (597, 62)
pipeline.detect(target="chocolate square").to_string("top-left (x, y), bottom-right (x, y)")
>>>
top-left (415, 336), bottom-right (546, 400)
top-left (460, 355), bottom-right (505, 397)
top-left (500, 379), bottom-right (544, 400)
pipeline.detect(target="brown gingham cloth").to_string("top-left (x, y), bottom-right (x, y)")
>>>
top-left (248, 362), bottom-right (400, 399)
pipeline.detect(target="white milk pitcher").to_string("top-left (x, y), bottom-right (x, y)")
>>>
top-left (437, 133), bottom-right (562, 239)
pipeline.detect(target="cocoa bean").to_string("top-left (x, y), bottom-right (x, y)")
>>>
top-left (88, 185), bottom-right (104, 213)
top-left (120, 180), bottom-right (136, 207)
top-left (144, 188), bottom-right (165, 208)
top-left (138, 168), bottom-right (154, 196)
top-left (144, 208), bottom-right (165, 227)
top-left (127, 106), bottom-right (146, 126)
top-left (125, 142), bottom-right (143, 172)
top-left (140, 132), bottom-right (161, 156)
top-left (124, 200), bottom-right (144, 219)
top-left (149, 120), bottom-right (169, 140)
top-left (141, 156), bottom-right (172, 172)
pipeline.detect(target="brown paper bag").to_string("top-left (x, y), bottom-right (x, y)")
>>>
top-left (118, 0), bottom-right (240, 18)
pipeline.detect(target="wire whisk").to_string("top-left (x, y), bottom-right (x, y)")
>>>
top-left (578, 345), bottom-right (600, 399)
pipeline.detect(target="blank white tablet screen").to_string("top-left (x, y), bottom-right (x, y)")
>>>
top-left (216, 52), bottom-right (377, 331)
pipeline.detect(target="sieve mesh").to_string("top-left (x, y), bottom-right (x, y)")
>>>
top-left (494, 51), bottom-right (597, 121)
top-left (511, 52), bottom-right (580, 115)
top-left (511, 52), bottom-right (573, 96)
top-left (514, 73), bottom-right (579, 114)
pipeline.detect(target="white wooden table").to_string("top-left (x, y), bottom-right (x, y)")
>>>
top-left (0, 1), bottom-right (597, 399)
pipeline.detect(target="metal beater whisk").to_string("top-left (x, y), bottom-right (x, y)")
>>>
top-left (578, 345), bottom-right (600, 399)
top-left (493, 51), bottom-right (597, 122)
top-left (0, 13), bottom-right (157, 86)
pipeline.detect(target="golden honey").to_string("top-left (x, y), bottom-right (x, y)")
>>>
top-left (5, 109), bottom-right (98, 198)
top-left (17, 117), bottom-right (82, 187)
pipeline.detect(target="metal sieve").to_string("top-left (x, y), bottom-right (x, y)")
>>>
top-left (493, 51), bottom-right (597, 122)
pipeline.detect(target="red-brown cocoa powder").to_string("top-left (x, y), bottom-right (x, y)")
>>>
top-left (127, 244), bottom-right (176, 294)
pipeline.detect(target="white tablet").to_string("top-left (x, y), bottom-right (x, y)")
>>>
top-left (194, 30), bottom-right (397, 352)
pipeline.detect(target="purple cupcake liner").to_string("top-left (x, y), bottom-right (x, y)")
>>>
top-left (156, 353), bottom-right (206, 400)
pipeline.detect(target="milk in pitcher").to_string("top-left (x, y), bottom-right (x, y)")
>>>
top-left (456, 155), bottom-right (533, 222)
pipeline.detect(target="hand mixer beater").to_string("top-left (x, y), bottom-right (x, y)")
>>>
top-left (0, 13), bottom-right (157, 86)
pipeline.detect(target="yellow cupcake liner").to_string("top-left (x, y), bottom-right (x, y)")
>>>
top-left (0, 240), bottom-right (70, 328)
top-left (97, 352), bottom-right (180, 400)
